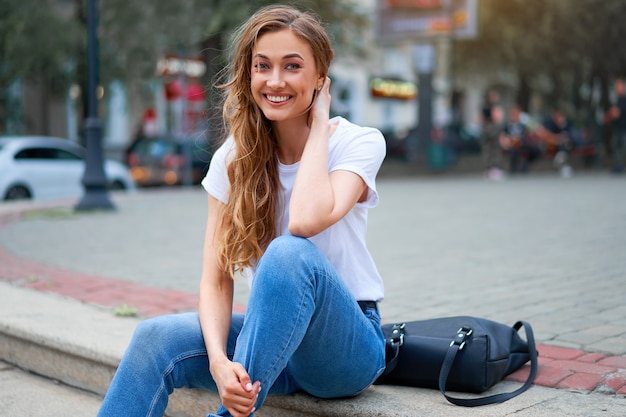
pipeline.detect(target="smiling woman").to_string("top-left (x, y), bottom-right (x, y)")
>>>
top-left (250, 30), bottom-right (324, 123)
top-left (98, 6), bottom-right (387, 417)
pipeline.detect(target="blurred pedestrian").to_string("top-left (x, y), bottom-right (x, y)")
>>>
top-left (543, 110), bottom-right (574, 177)
top-left (500, 105), bottom-right (542, 173)
top-left (97, 5), bottom-right (386, 417)
top-left (481, 89), bottom-right (499, 122)
top-left (608, 78), bottom-right (626, 173)
top-left (481, 101), bottom-right (506, 180)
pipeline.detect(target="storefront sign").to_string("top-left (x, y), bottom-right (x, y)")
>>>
top-left (370, 77), bottom-right (417, 100)
top-left (376, 0), bottom-right (478, 42)
top-left (157, 56), bottom-right (206, 78)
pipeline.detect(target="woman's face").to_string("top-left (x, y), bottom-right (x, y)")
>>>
top-left (251, 29), bottom-right (322, 123)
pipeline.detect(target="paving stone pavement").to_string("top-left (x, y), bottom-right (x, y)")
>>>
top-left (1, 172), bottom-right (625, 397)
top-left (0, 360), bottom-right (102, 416)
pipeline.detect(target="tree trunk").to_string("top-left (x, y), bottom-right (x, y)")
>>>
top-left (200, 33), bottom-right (226, 145)
top-left (40, 77), bottom-right (50, 135)
top-left (516, 71), bottom-right (531, 112)
top-left (549, 72), bottom-right (563, 111)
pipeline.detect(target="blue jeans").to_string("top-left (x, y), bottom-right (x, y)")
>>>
top-left (98, 236), bottom-right (386, 417)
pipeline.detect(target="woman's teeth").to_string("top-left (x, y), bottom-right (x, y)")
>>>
top-left (267, 95), bottom-right (290, 103)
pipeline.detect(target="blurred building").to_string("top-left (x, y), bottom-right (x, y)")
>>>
top-left (329, 0), bottom-right (486, 162)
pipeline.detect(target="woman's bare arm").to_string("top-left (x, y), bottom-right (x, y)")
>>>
top-left (289, 77), bottom-right (367, 237)
top-left (198, 194), bottom-right (260, 417)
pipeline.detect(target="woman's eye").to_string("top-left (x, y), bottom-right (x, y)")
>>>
top-left (286, 63), bottom-right (301, 70)
top-left (254, 62), bottom-right (269, 70)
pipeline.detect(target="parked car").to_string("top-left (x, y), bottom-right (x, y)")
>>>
top-left (0, 136), bottom-right (135, 201)
top-left (126, 136), bottom-right (213, 187)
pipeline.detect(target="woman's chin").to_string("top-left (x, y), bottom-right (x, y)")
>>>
top-left (262, 110), bottom-right (308, 124)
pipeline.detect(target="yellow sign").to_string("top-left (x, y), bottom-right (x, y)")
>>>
top-left (370, 78), bottom-right (418, 100)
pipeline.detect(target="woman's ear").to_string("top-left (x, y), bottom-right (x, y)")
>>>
top-left (317, 74), bottom-right (326, 90)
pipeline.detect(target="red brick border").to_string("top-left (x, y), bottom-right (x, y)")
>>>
top-left (0, 237), bottom-right (246, 317)
top-left (506, 343), bottom-right (626, 395)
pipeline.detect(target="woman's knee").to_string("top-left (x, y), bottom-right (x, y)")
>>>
top-left (131, 313), bottom-right (201, 353)
top-left (134, 316), bottom-right (174, 341)
top-left (259, 236), bottom-right (321, 275)
top-left (265, 235), bottom-right (313, 259)
top-left (254, 236), bottom-right (320, 290)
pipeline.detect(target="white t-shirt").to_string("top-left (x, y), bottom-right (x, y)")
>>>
top-left (202, 116), bottom-right (386, 301)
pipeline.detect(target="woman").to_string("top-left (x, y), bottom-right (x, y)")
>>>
top-left (98, 5), bottom-right (386, 417)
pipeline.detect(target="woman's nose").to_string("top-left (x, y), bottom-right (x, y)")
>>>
top-left (267, 70), bottom-right (285, 89)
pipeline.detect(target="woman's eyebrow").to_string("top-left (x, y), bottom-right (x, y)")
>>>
top-left (253, 52), bottom-right (304, 60)
top-left (283, 53), bottom-right (304, 60)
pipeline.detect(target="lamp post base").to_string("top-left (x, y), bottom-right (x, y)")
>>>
top-left (75, 117), bottom-right (116, 212)
top-left (75, 190), bottom-right (116, 211)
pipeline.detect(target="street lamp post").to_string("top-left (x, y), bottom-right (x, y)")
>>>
top-left (75, 0), bottom-right (115, 211)
top-left (412, 44), bottom-right (435, 164)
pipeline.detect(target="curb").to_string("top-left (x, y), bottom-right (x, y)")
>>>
top-left (3, 282), bottom-right (624, 417)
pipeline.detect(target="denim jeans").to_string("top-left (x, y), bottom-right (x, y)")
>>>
top-left (98, 236), bottom-right (386, 417)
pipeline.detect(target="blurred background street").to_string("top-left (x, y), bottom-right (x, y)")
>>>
top-left (3, 0), bottom-right (626, 203)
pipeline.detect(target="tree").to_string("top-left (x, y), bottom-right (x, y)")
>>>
top-left (95, 0), bottom-right (369, 86)
top-left (0, 0), bottom-right (82, 133)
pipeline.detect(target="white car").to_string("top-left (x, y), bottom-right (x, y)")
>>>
top-left (0, 136), bottom-right (136, 201)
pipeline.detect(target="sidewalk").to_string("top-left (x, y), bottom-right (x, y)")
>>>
top-left (1, 172), bottom-right (625, 416)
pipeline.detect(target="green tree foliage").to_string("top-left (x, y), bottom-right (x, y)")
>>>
top-left (454, 0), bottom-right (626, 115)
top-left (2, 0), bottom-right (368, 98)
top-left (0, 0), bottom-right (82, 88)
top-left (95, 0), bottom-right (369, 86)
top-left (0, 0), bottom-right (82, 132)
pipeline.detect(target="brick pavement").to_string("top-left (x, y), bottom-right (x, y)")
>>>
top-left (1, 211), bottom-right (624, 397)
top-left (0, 244), bottom-right (246, 317)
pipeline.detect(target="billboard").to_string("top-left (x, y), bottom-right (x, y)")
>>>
top-left (376, 0), bottom-right (478, 42)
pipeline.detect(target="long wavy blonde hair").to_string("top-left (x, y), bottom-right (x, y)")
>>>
top-left (216, 5), bottom-right (334, 279)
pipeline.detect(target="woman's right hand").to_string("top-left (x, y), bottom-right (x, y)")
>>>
top-left (211, 358), bottom-right (261, 417)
